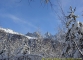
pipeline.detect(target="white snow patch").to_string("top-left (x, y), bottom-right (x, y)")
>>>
top-left (25, 36), bottom-right (37, 39)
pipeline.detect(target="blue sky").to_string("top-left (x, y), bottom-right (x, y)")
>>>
top-left (0, 0), bottom-right (83, 35)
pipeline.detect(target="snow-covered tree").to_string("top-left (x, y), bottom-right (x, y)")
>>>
top-left (61, 6), bottom-right (83, 58)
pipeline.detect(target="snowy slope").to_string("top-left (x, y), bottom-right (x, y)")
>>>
top-left (0, 27), bottom-right (21, 35)
top-left (0, 27), bottom-right (37, 39)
